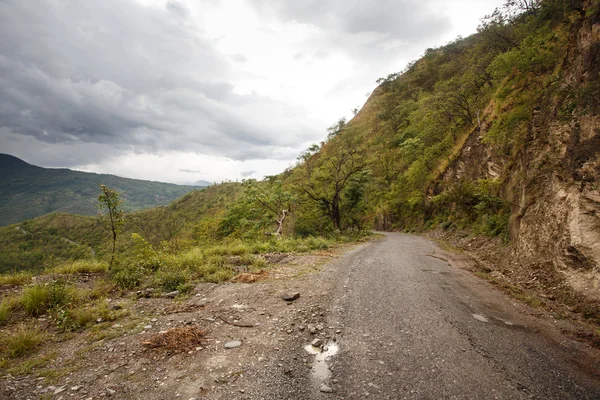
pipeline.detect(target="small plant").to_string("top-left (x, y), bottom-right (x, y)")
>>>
top-left (0, 271), bottom-right (33, 286)
top-left (48, 260), bottom-right (108, 275)
top-left (2, 323), bottom-right (45, 358)
top-left (0, 297), bottom-right (19, 325)
top-left (21, 281), bottom-right (72, 317)
top-left (98, 184), bottom-right (125, 267)
top-left (21, 285), bottom-right (50, 317)
top-left (52, 302), bottom-right (118, 332)
top-left (176, 283), bottom-right (194, 294)
top-left (110, 265), bottom-right (142, 289)
top-left (156, 269), bottom-right (188, 292)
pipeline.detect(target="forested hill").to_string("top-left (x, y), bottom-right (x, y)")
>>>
top-left (0, 154), bottom-right (204, 226)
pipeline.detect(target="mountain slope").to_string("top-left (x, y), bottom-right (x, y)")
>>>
top-left (0, 154), bottom-right (204, 226)
top-left (284, 0), bottom-right (600, 321)
top-left (0, 182), bottom-right (242, 273)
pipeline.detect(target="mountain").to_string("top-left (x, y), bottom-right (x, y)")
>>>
top-left (0, 154), bottom-right (204, 226)
top-left (281, 0), bottom-right (600, 320)
top-left (0, 0), bottom-right (598, 323)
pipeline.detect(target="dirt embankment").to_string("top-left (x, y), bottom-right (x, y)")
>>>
top-left (433, 3), bottom-right (600, 330)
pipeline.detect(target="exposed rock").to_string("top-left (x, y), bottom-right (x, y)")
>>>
top-left (164, 290), bottom-right (180, 298)
top-left (311, 338), bottom-right (323, 347)
top-left (224, 340), bottom-right (242, 349)
top-left (281, 292), bottom-right (300, 302)
top-left (319, 384), bottom-right (333, 393)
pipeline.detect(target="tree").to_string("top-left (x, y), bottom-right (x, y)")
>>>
top-left (98, 184), bottom-right (124, 267)
top-left (244, 178), bottom-right (295, 236)
top-left (295, 134), bottom-right (366, 232)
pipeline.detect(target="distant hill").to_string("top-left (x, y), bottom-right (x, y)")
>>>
top-left (0, 154), bottom-right (205, 226)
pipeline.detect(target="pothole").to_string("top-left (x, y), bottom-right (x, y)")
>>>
top-left (304, 342), bottom-right (339, 381)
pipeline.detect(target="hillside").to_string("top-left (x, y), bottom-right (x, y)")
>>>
top-left (285, 0), bottom-right (600, 322)
top-left (0, 182), bottom-right (242, 273)
top-left (0, 0), bottom-right (598, 324)
top-left (0, 154), bottom-right (205, 226)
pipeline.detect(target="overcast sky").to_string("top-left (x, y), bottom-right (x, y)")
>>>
top-left (0, 0), bottom-right (504, 185)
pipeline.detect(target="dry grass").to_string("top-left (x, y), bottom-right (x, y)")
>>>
top-left (0, 271), bottom-right (33, 286)
top-left (141, 326), bottom-right (208, 353)
top-left (234, 270), bottom-right (268, 283)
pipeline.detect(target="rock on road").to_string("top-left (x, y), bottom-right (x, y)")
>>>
top-left (315, 233), bottom-right (600, 399)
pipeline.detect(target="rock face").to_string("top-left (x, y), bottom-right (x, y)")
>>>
top-left (433, 5), bottom-right (600, 310)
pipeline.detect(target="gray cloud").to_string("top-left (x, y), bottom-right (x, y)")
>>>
top-left (0, 0), bottom-right (318, 167)
top-left (250, 0), bottom-right (451, 40)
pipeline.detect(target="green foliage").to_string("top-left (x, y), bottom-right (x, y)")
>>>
top-left (47, 259), bottom-right (108, 275)
top-left (0, 153), bottom-right (202, 227)
top-left (0, 271), bottom-right (33, 286)
top-left (109, 264), bottom-right (142, 289)
top-left (433, 179), bottom-right (510, 240)
top-left (52, 301), bottom-right (118, 332)
top-left (1, 323), bottom-right (45, 358)
top-left (20, 281), bottom-right (73, 317)
top-left (98, 184), bottom-right (125, 266)
top-left (0, 297), bottom-right (19, 325)
top-left (155, 268), bottom-right (189, 292)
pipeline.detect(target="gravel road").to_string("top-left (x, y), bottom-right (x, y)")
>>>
top-left (310, 233), bottom-right (600, 399)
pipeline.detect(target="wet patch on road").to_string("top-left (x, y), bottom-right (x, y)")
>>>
top-left (304, 341), bottom-right (339, 381)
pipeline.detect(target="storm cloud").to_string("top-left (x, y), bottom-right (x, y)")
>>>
top-left (0, 0), bottom-right (504, 183)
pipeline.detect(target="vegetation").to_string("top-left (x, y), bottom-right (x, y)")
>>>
top-left (98, 184), bottom-right (125, 267)
top-left (1, 1), bottom-right (599, 373)
top-left (0, 153), bottom-right (204, 227)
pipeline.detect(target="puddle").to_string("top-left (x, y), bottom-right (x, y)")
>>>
top-left (304, 342), bottom-right (339, 381)
top-left (471, 314), bottom-right (489, 322)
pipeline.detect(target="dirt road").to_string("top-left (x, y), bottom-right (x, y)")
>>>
top-left (318, 233), bottom-right (600, 399)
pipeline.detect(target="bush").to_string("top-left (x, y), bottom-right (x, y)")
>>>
top-left (52, 302), bottom-right (118, 332)
top-left (110, 266), bottom-right (142, 289)
top-left (203, 269), bottom-right (234, 283)
top-left (20, 281), bottom-right (72, 317)
top-left (2, 323), bottom-right (45, 358)
top-left (0, 297), bottom-right (19, 325)
top-left (0, 271), bottom-right (33, 286)
top-left (155, 269), bottom-right (188, 292)
top-left (47, 259), bottom-right (108, 275)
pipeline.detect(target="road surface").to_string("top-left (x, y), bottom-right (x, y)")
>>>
top-left (314, 233), bottom-right (600, 399)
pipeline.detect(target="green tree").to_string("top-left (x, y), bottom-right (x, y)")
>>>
top-left (295, 134), bottom-right (366, 232)
top-left (244, 178), bottom-right (295, 236)
top-left (98, 184), bottom-right (124, 266)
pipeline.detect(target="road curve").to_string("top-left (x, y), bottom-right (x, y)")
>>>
top-left (318, 233), bottom-right (600, 399)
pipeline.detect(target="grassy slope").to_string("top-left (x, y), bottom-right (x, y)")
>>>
top-left (0, 183), bottom-right (242, 273)
top-left (0, 154), bottom-right (204, 226)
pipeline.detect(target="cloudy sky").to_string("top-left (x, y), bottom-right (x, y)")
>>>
top-left (0, 0), bottom-right (504, 185)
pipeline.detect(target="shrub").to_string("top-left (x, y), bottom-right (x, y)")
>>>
top-left (203, 269), bottom-right (234, 283)
top-left (0, 297), bottom-right (19, 325)
top-left (48, 259), bottom-right (108, 275)
top-left (0, 271), bottom-right (33, 286)
top-left (176, 283), bottom-right (194, 294)
top-left (305, 236), bottom-right (330, 250)
top-left (2, 323), bottom-right (45, 358)
top-left (20, 282), bottom-right (72, 317)
top-left (52, 302), bottom-right (118, 332)
top-left (155, 269), bottom-right (188, 292)
top-left (110, 266), bottom-right (142, 289)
